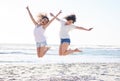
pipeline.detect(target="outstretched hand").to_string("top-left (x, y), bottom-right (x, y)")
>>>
top-left (26, 6), bottom-right (29, 10)
top-left (50, 10), bottom-right (62, 17)
top-left (50, 13), bottom-right (54, 17)
top-left (59, 10), bottom-right (62, 14)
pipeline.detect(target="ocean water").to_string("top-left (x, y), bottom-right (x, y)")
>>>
top-left (0, 44), bottom-right (120, 64)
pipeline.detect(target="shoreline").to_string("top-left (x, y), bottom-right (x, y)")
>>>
top-left (0, 63), bottom-right (120, 81)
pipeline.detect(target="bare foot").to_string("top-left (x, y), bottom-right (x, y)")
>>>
top-left (44, 47), bottom-right (50, 53)
top-left (42, 47), bottom-right (51, 56)
top-left (74, 48), bottom-right (82, 52)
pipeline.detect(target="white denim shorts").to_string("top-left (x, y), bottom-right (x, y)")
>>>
top-left (36, 41), bottom-right (47, 47)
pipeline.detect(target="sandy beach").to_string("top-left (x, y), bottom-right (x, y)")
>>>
top-left (0, 63), bottom-right (120, 81)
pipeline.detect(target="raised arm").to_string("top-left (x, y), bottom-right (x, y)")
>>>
top-left (26, 6), bottom-right (38, 25)
top-left (50, 12), bottom-right (61, 21)
top-left (76, 26), bottom-right (93, 31)
top-left (44, 10), bottom-right (62, 28)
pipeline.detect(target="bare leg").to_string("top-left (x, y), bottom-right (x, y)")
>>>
top-left (59, 43), bottom-right (80, 56)
top-left (59, 44), bottom-right (62, 56)
top-left (36, 46), bottom-right (49, 58)
top-left (40, 46), bottom-right (51, 58)
top-left (37, 47), bottom-right (41, 57)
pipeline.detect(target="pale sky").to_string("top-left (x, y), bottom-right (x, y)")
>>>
top-left (0, 0), bottom-right (120, 45)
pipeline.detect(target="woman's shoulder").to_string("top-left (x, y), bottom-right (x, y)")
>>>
top-left (60, 19), bottom-right (65, 22)
top-left (60, 19), bottom-right (65, 24)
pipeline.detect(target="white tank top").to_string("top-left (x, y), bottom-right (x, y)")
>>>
top-left (34, 25), bottom-right (46, 42)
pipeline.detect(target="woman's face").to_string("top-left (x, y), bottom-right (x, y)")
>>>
top-left (39, 18), bottom-right (49, 25)
top-left (66, 20), bottom-right (74, 25)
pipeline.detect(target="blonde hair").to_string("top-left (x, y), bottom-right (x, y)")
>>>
top-left (36, 13), bottom-right (48, 23)
top-left (37, 12), bottom-right (47, 19)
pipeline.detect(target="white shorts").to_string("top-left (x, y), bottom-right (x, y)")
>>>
top-left (36, 41), bottom-right (47, 47)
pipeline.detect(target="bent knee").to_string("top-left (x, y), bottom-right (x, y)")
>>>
top-left (37, 55), bottom-right (43, 58)
top-left (59, 52), bottom-right (66, 56)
